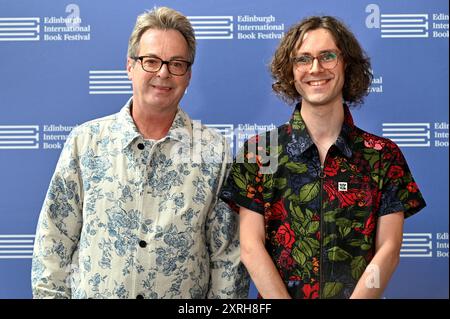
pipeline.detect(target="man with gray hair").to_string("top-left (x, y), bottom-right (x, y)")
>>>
top-left (32, 6), bottom-right (248, 299)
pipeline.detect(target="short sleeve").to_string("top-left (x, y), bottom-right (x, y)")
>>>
top-left (219, 139), bottom-right (265, 214)
top-left (379, 142), bottom-right (426, 218)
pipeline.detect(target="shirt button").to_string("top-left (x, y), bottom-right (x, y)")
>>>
top-left (136, 294), bottom-right (144, 299)
top-left (139, 240), bottom-right (147, 248)
top-left (137, 143), bottom-right (145, 150)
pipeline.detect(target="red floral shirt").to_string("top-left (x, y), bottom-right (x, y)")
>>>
top-left (220, 104), bottom-right (426, 299)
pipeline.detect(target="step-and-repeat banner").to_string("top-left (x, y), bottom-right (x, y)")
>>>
top-left (0, 0), bottom-right (448, 298)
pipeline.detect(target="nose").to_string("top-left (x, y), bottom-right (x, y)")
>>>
top-left (309, 57), bottom-right (324, 73)
top-left (156, 62), bottom-right (171, 78)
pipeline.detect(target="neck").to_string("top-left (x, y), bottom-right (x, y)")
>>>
top-left (300, 101), bottom-right (345, 165)
top-left (131, 102), bottom-right (177, 140)
top-left (301, 101), bottom-right (344, 141)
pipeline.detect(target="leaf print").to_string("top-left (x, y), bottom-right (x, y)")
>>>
top-left (398, 189), bottom-right (409, 201)
top-left (306, 221), bottom-right (320, 235)
top-left (348, 239), bottom-right (364, 247)
top-left (299, 182), bottom-right (320, 203)
top-left (232, 172), bottom-right (247, 190)
top-left (354, 211), bottom-right (370, 218)
top-left (291, 245), bottom-right (307, 266)
top-left (323, 282), bottom-right (344, 298)
top-left (371, 172), bottom-right (381, 186)
top-left (324, 210), bottom-right (339, 223)
top-left (291, 221), bottom-right (306, 238)
top-left (351, 256), bottom-right (367, 280)
top-left (335, 218), bottom-right (352, 227)
top-left (327, 246), bottom-right (352, 262)
top-left (351, 222), bottom-right (364, 229)
top-left (276, 144), bottom-right (283, 156)
top-left (243, 162), bottom-right (257, 175)
top-left (285, 162), bottom-right (308, 174)
top-left (274, 178), bottom-right (287, 189)
top-left (290, 203), bottom-right (305, 222)
top-left (291, 111), bottom-right (304, 130)
top-left (288, 192), bottom-right (301, 204)
top-left (323, 234), bottom-right (337, 247)
top-left (296, 237), bottom-right (320, 258)
top-left (336, 219), bottom-right (352, 238)
top-left (305, 208), bottom-right (314, 220)
top-left (263, 175), bottom-right (274, 189)
top-left (363, 148), bottom-right (379, 167)
top-left (263, 192), bottom-right (273, 201)
top-left (283, 188), bottom-right (292, 198)
top-left (278, 155), bottom-right (289, 166)
top-left (338, 226), bottom-right (351, 238)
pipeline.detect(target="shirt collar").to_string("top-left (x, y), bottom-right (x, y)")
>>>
top-left (288, 102), bottom-right (355, 158)
top-left (117, 97), bottom-right (193, 150)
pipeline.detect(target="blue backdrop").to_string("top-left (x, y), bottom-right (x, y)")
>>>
top-left (0, 0), bottom-right (448, 299)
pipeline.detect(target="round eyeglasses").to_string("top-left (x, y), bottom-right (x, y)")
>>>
top-left (292, 51), bottom-right (341, 71)
top-left (132, 56), bottom-right (192, 76)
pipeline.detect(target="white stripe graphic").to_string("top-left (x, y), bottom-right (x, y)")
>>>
top-left (89, 81), bottom-right (130, 84)
top-left (0, 17), bottom-right (40, 41)
top-left (400, 233), bottom-right (433, 257)
top-left (381, 34), bottom-right (429, 39)
top-left (380, 13), bottom-right (428, 38)
top-left (0, 240), bottom-right (33, 243)
top-left (381, 14), bottom-right (428, 18)
top-left (382, 123), bottom-right (430, 147)
top-left (89, 70), bottom-right (132, 95)
top-left (89, 75), bottom-right (129, 79)
top-left (0, 22), bottom-right (36, 26)
top-left (382, 29), bottom-right (425, 33)
top-left (0, 235), bottom-right (36, 238)
top-left (381, 19), bottom-right (424, 23)
top-left (205, 124), bottom-right (234, 135)
top-left (0, 234), bottom-right (35, 259)
top-left (188, 16), bottom-right (233, 40)
top-left (205, 124), bottom-right (234, 148)
top-left (0, 125), bottom-right (39, 149)
top-left (89, 86), bottom-right (131, 89)
top-left (0, 250), bottom-right (33, 254)
top-left (89, 91), bottom-right (133, 95)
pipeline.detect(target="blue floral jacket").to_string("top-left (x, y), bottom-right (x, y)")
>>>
top-left (32, 98), bottom-right (249, 299)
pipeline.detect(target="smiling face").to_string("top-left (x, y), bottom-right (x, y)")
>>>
top-left (292, 28), bottom-right (345, 109)
top-left (127, 28), bottom-right (191, 114)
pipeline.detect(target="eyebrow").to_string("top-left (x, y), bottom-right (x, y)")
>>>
top-left (297, 49), bottom-right (339, 55)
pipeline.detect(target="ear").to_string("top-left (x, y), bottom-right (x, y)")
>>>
top-left (127, 57), bottom-right (134, 80)
top-left (186, 69), bottom-right (192, 82)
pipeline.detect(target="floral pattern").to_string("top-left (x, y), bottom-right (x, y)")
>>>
top-left (32, 98), bottom-right (249, 299)
top-left (220, 103), bottom-right (426, 299)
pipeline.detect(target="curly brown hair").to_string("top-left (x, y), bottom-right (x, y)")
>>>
top-left (271, 16), bottom-right (372, 106)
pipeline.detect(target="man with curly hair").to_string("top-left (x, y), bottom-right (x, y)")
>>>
top-left (220, 16), bottom-right (426, 299)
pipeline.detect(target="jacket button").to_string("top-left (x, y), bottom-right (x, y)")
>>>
top-left (139, 240), bottom-right (147, 248)
top-left (136, 294), bottom-right (144, 299)
top-left (137, 143), bottom-right (145, 150)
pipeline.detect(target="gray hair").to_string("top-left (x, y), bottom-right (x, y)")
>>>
top-left (127, 7), bottom-right (196, 63)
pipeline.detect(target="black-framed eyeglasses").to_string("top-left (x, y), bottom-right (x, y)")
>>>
top-left (131, 56), bottom-right (192, 76)
top-left (292, 51), bottom-right (341, 71)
